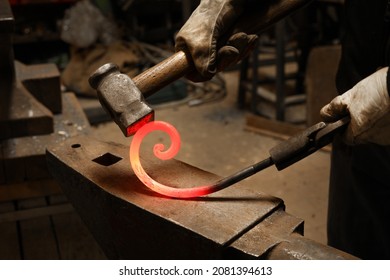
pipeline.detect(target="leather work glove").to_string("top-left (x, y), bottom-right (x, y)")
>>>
top-left (175, 0), bottom-right (258, 82)
top-left (320, 67), bottom-right (390, 146)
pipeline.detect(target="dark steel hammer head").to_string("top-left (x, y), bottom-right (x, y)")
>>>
top-left (89, 63), bottom-right (154, 137)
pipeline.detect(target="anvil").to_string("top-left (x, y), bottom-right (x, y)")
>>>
top-left (46, 135), bottom-right (356, 259)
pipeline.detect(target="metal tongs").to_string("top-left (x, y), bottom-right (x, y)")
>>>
top-left (213, 116), bottom-right (351, 189)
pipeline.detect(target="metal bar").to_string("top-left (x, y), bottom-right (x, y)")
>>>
top-left (237, 56), bottom-right (249, 108)
top-left (213, 157), bottom-right (273, 190)
top-left (251, 45), bottom-right (259, 113)
top-left (275, 20), bottom-right (286, 121)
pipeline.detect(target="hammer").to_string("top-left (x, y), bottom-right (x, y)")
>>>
top-left (89, 51), bottom-right (190, 136)
top-left (89, 0), bottom-right (311, 137)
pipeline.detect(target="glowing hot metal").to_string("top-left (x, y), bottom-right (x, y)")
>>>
top-left (130, 121), bottom-right (217, 198)
top-left (129, 121), bottom-right (274, 198)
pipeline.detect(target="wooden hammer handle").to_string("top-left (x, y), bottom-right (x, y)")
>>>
top-left (133, 50), bottom-right (191, 99)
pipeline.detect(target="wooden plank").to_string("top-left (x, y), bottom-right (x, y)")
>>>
top-left (0, 202), bottom-right (21, 259)
top-left (0, 179), bottom-right (62, 203)
top-left (305, 45), bottom-right (341, 126)
top-left (0, 203), bottom-right (73, 223)
top-left (17, 197), bottom-right (59, 259)
top-left (245, 113), bottom-right (332, 152)
top-left (246, 113), bottom-right (304, 141)
top-left (49, 195), bottom-right (106, 260)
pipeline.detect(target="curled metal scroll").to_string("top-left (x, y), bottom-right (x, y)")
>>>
top-left (130, 121), bottom-right (221, 198)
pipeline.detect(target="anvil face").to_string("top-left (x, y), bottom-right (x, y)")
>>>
top-left (46, 136), bottom-right (356, 260)
top-left (46, 135), bottom-right (283, 259)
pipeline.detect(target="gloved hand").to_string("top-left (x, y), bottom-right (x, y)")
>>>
top-left (175, 0), bottom-right (258, 82)
top-left (320, 67), bottom-right (390, 145)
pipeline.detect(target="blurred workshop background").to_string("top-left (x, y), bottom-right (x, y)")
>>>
top-left (1, 0), bottom-right (345, 259)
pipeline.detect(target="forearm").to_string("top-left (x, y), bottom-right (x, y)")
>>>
top-left (233, 0), bottom-right (314, 35)
top-left (175, 0), bottom-right (313, 81)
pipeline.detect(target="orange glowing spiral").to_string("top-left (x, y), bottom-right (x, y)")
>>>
top-left (130, 121), bottom-right (220, 198)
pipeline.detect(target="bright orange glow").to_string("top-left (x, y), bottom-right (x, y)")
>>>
top-left (129, 121), bottom-right (218, 198)
top-left (126, 112), bottom-right (154, 136)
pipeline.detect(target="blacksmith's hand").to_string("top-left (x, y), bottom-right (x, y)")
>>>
top-left (320, 67), bottom-right (390, 145)
top-left (175, 0), bottom-right (258, 82)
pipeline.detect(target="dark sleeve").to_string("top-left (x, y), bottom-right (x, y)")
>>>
top-left (387, 67), bottom-right (390, 97)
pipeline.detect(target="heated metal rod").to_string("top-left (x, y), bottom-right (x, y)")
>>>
top-left (213, 157), bottom-right (274, 190)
